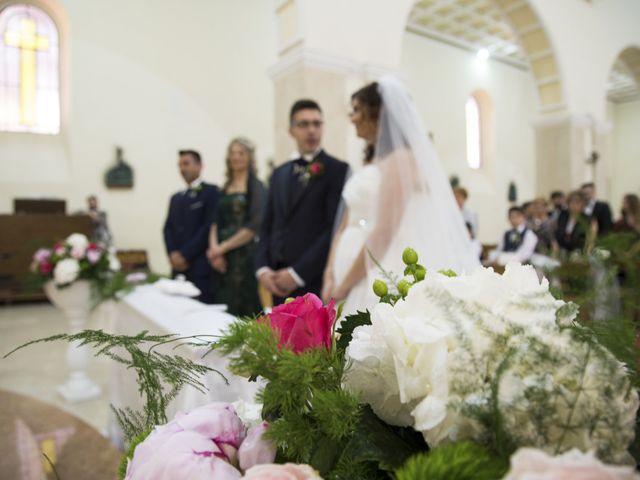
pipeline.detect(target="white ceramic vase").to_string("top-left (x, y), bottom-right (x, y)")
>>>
top-left (45, 280), bottom-right (101, 403)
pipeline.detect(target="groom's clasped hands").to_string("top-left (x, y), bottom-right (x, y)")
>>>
top-left (259, 269), bottom-right (299, 299)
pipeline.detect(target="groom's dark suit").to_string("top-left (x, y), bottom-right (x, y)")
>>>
top-left (256, 150), bottom-right (348, 303)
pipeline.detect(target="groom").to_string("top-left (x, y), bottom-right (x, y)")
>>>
top-left (256, 99), bottom-right (349, 304)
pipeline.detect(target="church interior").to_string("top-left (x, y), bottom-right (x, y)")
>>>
top-left (1, 0), bottom-right (639, 478)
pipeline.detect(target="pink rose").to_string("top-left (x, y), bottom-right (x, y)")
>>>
top-left (242, 463), bottom-right (322, 480)
top-left (261, 294), bottom-right (336, 353)
top-left (125, 402), bottom-right (247, 480)
top-left (309, 163), bottom-right (323, 176)
top-left (504, 448), bottom-right (640, 480)
top-left (71, 246), bottom-right (85, 259)
top-left (238, 422), bottom-right (277, 472)
top-left (53, 243), bottom-right (65, 256)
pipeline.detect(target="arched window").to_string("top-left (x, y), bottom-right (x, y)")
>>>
top-left (465, 96), bottom-right (481, 169)
top-left (0, 4), bottom-right (60, 134)
top-left (465, 90), bottom-right (492, 169)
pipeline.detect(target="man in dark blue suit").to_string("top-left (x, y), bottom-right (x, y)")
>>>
top-left (163, 150), bottom-right (219, 303)
top-left (256, 100), bottom-right (349, 305)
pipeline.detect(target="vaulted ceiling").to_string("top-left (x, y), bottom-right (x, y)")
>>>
top-left (406, 0), bottom-right (639, 106)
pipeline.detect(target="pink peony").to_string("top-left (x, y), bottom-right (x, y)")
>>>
top-left (242, 463), bottom-right (323, 480)
top-left (86, 249), bottom-right (102, 264)
top-left (504, 448), bottom-right (640, 480)
top-left (125, 402), bottom-right (247, 480)
top-left (33, 248), bottom-right (51, 263)
top-left (261, 294), bottom-right (336, 353)
top-left (238, 422), bottom-right (277, 472)
top-left (53, 243), bottom-right (65, 256)
top-left (70, 246), bottom-right (85, 259)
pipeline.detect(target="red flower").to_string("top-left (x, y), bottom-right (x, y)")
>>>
top-left (309, 163), bottom-right (322, 175)
top-left (261, 293), bottom-right (336, 353)
top-left (39, 260), bottom-right (53, 275)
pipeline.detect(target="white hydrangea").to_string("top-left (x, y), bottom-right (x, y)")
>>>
top-left (53, 258), bottom-right (80, 286)
top-left (66, 233), bottom-right (89, 255)
top-left (344, 263), bottom-right (638, 463)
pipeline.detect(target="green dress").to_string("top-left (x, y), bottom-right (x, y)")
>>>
top-left (212, 179), bottom-right (265, 317)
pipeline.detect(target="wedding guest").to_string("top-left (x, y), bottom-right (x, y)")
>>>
top-left (528, 197), bottom-right (554, 252)
top-left (86, 195), bottom-right (113, 246)
top-left (207, 137), bottom-right (266, 317)
top-left (466, 221), bottom-right (483, 260)
top-left (613, 193), bottom-right (640, 234)
top-left (453, 186), bottom-right (479, 238)
top-left (553, 190), bottom-right (594, 257)
top-left (581, 182), bottom-right (612, 236)
top-left (549, 190), bottom-right (566, 222)
top-left (163, 150), bottom-right (219, 303)
top-left (487, 207), bottom-right (538, 265)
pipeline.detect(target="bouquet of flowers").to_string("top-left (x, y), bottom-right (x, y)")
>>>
top-left (30, 233), bottom-right (121, 287)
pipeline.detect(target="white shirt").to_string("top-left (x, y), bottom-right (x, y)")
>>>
top-left (289, 146), bottom-right (323, 163)
top-left (462, 206), bottom-right (479, 238)
top-left (489, 223), bottom-right (538, 264)
top-left (183, 177), bottom-right (203, 194)
top-left (584, 199), bottom-right (596, 216)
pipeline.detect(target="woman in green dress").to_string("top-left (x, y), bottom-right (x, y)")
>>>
top-left (207, 137), bottom-right (266, 316)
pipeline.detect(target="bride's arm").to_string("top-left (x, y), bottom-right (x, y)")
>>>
top-left (321, 210), bottom-right (349, 302)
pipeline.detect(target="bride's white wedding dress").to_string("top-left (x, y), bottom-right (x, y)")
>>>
top-left (332, 163), bottom-right (381, 315)
top-left (331, 76), bottom-right (480, 315)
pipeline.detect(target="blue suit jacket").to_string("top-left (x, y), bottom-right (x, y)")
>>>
top-left (163, 183), bottom-right (219, 277)
top-left (256, 150), bottom-right (348, 297)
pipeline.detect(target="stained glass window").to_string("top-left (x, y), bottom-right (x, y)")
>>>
top-left (0, 4), bottom-right (60, 134)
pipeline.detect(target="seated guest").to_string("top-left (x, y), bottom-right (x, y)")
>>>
top-left (86, 195), bottom-right (113, 246)
top-left (613, 193), bottom-right (640, 235)
top-left (581, 182), bottom-right (612, 236)
top-left (163, 150), bottom-right (219, 304)
top-left (487, 207), bottom-right (538, 265)
top-left (528, 197), bottom-right (554, 253)
top-left (207, 138), bottom-right (266, 317)
top-left (453, 186), bottom-right (479, 238)
top-left (553, 190), bottom-right (594, 257)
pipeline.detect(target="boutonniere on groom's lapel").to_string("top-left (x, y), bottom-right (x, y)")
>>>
top-left (304, 160), bottom-right (325, 182)
top-left (189, 184), bottom-right (204, 198)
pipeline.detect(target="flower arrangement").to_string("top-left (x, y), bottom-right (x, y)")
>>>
top-left (12, 247), bottom-right (640, 479)
top-left (30, 233), bottom-right (121, 287)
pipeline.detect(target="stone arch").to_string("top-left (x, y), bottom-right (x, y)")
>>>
top-left (405, 0), bottom-right (565, 112)
top-left (607, 45), bottom-right (640, 103)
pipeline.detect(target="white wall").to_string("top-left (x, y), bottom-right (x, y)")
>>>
top-left (609, 99), bottom-right (640, 214)
top-left (401, 31), bottom-right (538, 244)
top-left (0, 0), bottom-right (277, 273)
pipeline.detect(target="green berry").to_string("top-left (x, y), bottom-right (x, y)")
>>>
top-left (414, 265), bottom-right (426, 281)
top-left (284, 297), bottom-right (295, 304)
top-left (402, 247), bottom-right (418, 265)
top-left (373, 279), bottom-right (388, 297)
top-left (398, 280), bottom-right (411, 297)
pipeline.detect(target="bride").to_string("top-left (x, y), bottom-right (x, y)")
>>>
top-left (321, 76), bottom-right (479, 314)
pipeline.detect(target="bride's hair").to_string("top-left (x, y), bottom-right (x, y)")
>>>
top-left (351, 82), bottom-right (381, 164)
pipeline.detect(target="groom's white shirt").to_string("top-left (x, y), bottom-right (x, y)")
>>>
top-left (255, 147), bottom-right (324, 288)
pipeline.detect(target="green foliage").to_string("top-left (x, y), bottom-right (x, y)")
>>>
top-left (214, 314), bottom-right (429, 478)
top-left (5, 330), bottom-right (223, 443)
top-left (336, 310), bottom-right (371, 354)
top-left (118, 427), bottom-right (152, 479)
top-left (395, 442), bottom-right (508, 480)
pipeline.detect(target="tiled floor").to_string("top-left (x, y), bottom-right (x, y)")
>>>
top-left (0, 303), bottom-right (111, 435)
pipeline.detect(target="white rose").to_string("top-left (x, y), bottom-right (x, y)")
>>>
top-left (53, 258), bottom-right (80, 285)
top-left (504, 448), bottom-right (640, 480)
top-left (66, 233), bottom-right (89, 255)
